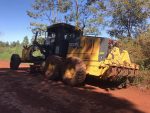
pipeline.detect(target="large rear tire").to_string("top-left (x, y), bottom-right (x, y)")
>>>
top-left (62, 57), bottom-right (86, 86)
top-left (10, 54), bottom-right (21, 70)
top-left (44, 55), bottom-right (63, 80)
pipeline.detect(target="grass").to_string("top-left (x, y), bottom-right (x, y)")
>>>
top-left (0, 46), bottom-right (43, 60)
top-left (0, 46), bottom-right (22, 60)
top-left (133, 70), bottom-right (150, 89)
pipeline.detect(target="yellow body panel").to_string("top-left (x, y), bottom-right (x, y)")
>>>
top-left (67, 36), bottom-right (104, 76)
top-left (67, 36), bottom-right (100, 61)
top-left (67, 36), bottom-right (138, 77)
top-left (84, 61), bottom-right (108, 76)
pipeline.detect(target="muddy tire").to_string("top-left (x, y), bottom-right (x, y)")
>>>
top-left (62, 57), bottom-right (86, 86)
top-left (10, 54), bottom-right (21, 70)
top-left (44, 55), bottom-right (63, 80)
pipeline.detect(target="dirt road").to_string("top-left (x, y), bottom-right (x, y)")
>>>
top-left (0, 60), bottom-right (150, 113)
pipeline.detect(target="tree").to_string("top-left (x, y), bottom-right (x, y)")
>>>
top-left (27, 0), bottom-right (72, 29)
top-left (27, 0), bottom-right (106, 35)
top-left (61, 0), bottom-right (106, 35)
top-left (22, 36), bottom-right (29, 46)
top-left (16, 40), bottom-right (20, 46)
top-left (137, 27), bottom-right (150, 58)
top-left (10, 41), bottom-right (17, 47)
top-left (5, 41), bottom-right (9, 46)
top-left (0, 41), bottom-right (9, 47)
top-left (107, 0), bottom-right (150, 38)
top-left (31, 36), bottom-right (45, 45)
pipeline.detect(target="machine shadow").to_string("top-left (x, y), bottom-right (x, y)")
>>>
top-left (0, 67), bottom-right (145, 113)
top-left (0, 67), bottom-right (127, 90)
top-left (85, 74), bottom-right (127, 90)
top-left (0, 67), bottom-right (30, 76)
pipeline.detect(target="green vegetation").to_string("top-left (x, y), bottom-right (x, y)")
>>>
top-left (27, 0), bottom-right (106, 34)
top-left (27, 0), bottom-right (149, 37)
top-left (119, 28), bottom-right (150, 88)
top-left (119, 28), bottom-right (150, 70)
top-left (0, 46), bottom-right (22, 60)
top-left (108, 0), bottom-right (149, 38)
top-left (22, 36), bottom-right (29, 46)
top-left (0, 36), bottom-right (30, 60)
top-left (132, 71), bottom-right (150, 89)
top-left (0, 35), bottom-right (43, 60)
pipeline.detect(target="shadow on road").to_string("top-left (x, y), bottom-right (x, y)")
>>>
top-left (0, 67), bottom-right (145, 113)
top-left (85, 75), bottom-right (127, 91)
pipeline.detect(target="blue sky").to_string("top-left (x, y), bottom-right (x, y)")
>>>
top-left (0, 0), bottom-right (110, 43)
top-left (0, 0), bottom-right (34, 42)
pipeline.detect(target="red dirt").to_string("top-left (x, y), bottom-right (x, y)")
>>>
top-left (0, 60), bottom-right (150, 113)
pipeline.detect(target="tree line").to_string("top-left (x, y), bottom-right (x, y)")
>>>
top-left (0, 36), bottom-right (30, 47)
top-left (0, 35), bottom-right (45, 47)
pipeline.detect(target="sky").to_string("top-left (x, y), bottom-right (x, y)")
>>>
top-left (0, 0), bottom-right (111, 43)
top-left (0, 0), bottom-right (34, 42)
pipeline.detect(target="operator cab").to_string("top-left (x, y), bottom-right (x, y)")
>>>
top-left (46, 23), bottom-right (83, 58)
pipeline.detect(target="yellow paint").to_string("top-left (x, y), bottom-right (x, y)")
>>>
top-left (67, 35), bottom-right (139, 77)
top-left (67, 36), bottom-right (138, 77)
top-left (67, 36), bottom-right (102, 76)
top-left (64, 68), bottom-right (75, 79)
top-left (67, 36), bottom-right (100, 61)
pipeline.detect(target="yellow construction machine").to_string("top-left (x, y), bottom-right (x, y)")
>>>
top-left (10, 23), bottom-right (139, 86)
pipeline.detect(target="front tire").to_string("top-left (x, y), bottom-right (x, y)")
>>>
top-left (10, 54), bottom-right (21, 70)
top-left (44, 55), bottom-right (63, 80)
top-left (62, 57), bottom-right (86, 86)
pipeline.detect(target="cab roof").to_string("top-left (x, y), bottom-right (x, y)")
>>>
top-left (47, 23), bottom-right (82, 34)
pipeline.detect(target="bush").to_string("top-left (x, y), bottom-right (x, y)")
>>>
top-left (118, 29), bottom-right (150, 88)
top-left (119, 29), bottom-right (150, 70)
top-left (132, 71), bottom-right (150, 89)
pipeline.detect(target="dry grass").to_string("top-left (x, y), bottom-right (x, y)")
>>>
top-left (132, 70), bottom-right (150, 89)
top-left (118, 29), bottom-right (150, 88)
